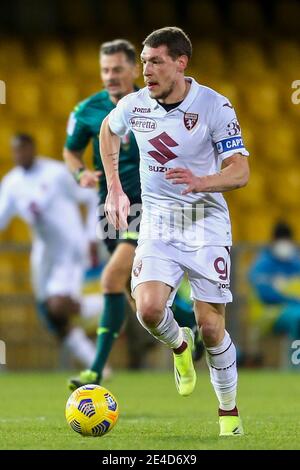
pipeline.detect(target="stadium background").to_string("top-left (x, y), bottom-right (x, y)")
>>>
top-left (0, 0), bottom-right (299, 370)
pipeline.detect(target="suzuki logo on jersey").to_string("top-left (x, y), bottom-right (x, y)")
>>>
top-left (148, 132), bottom-right (179, 165)
top-left (184, 112), bottom-right (198, 130)
top-left (129, 117), bottom-right (156, 132)
top-left (216, 137), bottom-right (245, 154)
top-left (132, 107), bottom-right (151, 113)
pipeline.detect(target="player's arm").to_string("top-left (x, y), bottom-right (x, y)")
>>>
top-left (60, 166), bottom-right (100, 265)
top-left (78, 187), bottom-right (100, 267)
top-left (63, 108), bottom-right (101, 188)
top-left (63, 147), bottom-right (101, 189)
top-left (166, 95), bottom-right (250, 194)
top-left (99, 116), bottom-right (130, 230)
top-left (0, 179), bottom-right (16, 229)
top-left (166, 153), bottom-right (249, 194)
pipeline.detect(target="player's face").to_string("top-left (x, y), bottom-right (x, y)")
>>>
top-left (11, 140), bottom-right (35, 169)
top-left (141, 45), bottom-right (185, 101)
top-left (100, 52), bottom-right (138, 102)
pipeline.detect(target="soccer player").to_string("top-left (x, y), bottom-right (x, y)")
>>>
top-left (0, 134), bottom-right (99, 367)
top-left (99, 27), bottom-right (250, 437)
top-left (64, 39), bottom-right (200, 389)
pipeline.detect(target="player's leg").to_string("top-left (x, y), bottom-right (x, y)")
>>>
top-left (188, 245), bottom-right (243, 435)
top-left (132, 244), bottom-right (196, 396)
top-left (88, 242), bottom-right (135, 382)
top-left (173, 277), bottom-right (204, 361)
top-left (31, 247), bottom-right (96, 368)
top-left (46, 295), bottom-right (96, 367)
top-left (194, 300), bottom-right (243, 436)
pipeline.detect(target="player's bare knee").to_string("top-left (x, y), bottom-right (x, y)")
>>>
top-left (137, 300), bottom-right (163, 327)
top-left (47, 296), bottom-right (65, 316)
top-left (101, 264), bottom-right (129, 293)
top-left (201, 323), bottom-right (223, 347)
top-left (47, 296), bottom-right (79, 317)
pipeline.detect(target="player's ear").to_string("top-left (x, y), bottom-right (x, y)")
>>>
top-left (133, 63), bottom-right (140, 80)
top-left (177, 55), bottom-right (188, 73)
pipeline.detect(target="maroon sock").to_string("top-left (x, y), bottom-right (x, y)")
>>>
top-left (218, 406), bottom-right (239, 417)
top-left (173, 341), bottom-right (187, 355)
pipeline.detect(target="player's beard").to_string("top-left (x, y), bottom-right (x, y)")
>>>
top-left (151, 81), bottom-right (175, 101)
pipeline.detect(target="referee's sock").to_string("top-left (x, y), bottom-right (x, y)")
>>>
top-left (91, 293), bottom-right (126, 379)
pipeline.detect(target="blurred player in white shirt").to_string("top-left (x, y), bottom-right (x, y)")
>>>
top-left (0, 134), bottom-right (99, 368)
top-left (100, 27), bottom-right (250, 437)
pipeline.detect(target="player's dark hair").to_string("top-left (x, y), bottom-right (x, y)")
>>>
top-left (143, 27), bottom-right (192, 60)
top-left (100, 39), bottom-right (136, 64)
top-left (11, 133), bottom-right (35, 145)
top-left (272, 222), bottom-right (293, 241)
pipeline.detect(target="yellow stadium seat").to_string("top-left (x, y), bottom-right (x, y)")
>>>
top-left (271, 170), bottom-right (300, 209)
top-left (27, 121), bottom-right (58, 157)
top-left (273, 41), bottom-right (300, 78)
top-left (0, 257), bottom-right (19, 293)
top-left (239, 209), bottom-right (281, 243)
top-left (243, 81), bottom-right (280, 122)
top-left (255, 121), bottom-right (296, 166)
top-left (45, 80), bottom-right (79, 118)
top-left (0, 121), bottom-right (20, 162)
top-left (230, 171), bottom-right (267, 210)
top-left (36, 40), bottom-right (70, 76)
top-left (192, 42), bottom-right (225, 80)
top-left (9, 218), bottom-right (31, 243)
top-left (8, 72), bottom-right (42, 118)
top-left (73, 41), bottom-right (100, 78)
top-left (240, 124), bottom-right (255, 154)
top-left (0, 40), bottom-right (27, 71)
top-left (226, 207), bottom-right (242, 242)
top-left (230, 42), bottom-right (269, 80)
top-left (215, 82), bottom-right (239, 105)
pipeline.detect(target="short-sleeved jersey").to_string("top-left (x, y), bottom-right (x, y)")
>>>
top-left (0, 158), bottom-right (98, 254)
top-left (108, 78), bottom-right (249, 249)
top-left (65, 89), bottom-right (141, 204)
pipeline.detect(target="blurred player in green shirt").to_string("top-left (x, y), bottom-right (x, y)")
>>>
top-left (64, 39), bottom-right (145, 389)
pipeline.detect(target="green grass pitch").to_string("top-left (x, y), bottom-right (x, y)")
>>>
top-left (0, 369), bottom-right (299, 450)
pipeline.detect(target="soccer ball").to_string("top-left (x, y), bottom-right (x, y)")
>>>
top-left (65, 384), bottom-right (119, 437)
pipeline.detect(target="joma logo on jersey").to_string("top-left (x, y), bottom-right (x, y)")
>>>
top-left (132, 107), bottom-right (151, 113)
top-left (129, 117), bottom-right (156, 132)
top-left (148, 132), bottom-right (179, 165)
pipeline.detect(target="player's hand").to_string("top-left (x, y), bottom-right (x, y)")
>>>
top-left (79, 170), bottom-right (102, 188)
top-left (165, 168), bottom-right (204, 195)
top-left (104, 188), bottom-right (130, 230)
